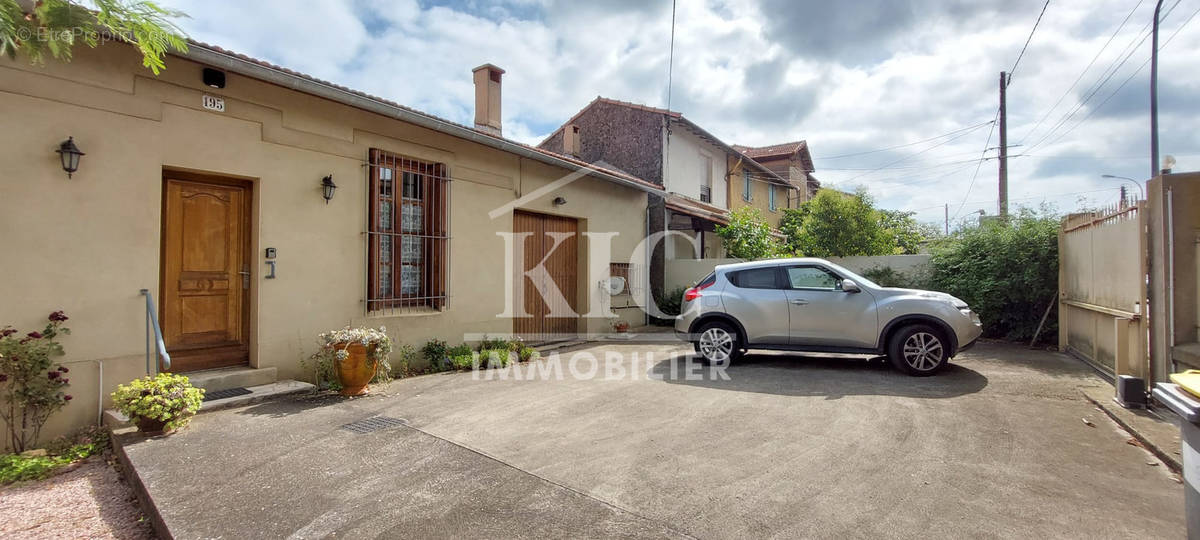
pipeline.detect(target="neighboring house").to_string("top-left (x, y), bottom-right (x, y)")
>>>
top-left (538, 98), bottom-right (792, 296)
top-left (0, 42), bottom-right (662, 443)
top-left (732, 140), bottom-right (821, 212)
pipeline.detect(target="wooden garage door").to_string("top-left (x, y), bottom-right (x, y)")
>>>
top-left (513, 211), bottom-right (578, 341)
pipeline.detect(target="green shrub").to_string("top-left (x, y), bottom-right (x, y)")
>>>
top-left (421, 339), bottom-right (448, 371)
top-left (860, 266), bottom-right (931, 290)
top-left (518, 346), bottom-right (539, 363)
top-left (111, 373), bottom-right (204, 432)
top-left (447, 344), bottom-right (472, 357)
top-left (654, 286), bottom-right (688, 322)
top-left (929, 208), bottom-right (1059, 344)
top-left (715, 206), bottom-right (781, 259)
top-left (476, 335), bottom-right (511, 351)
top-left (0, 311), bottom-right (72, 452)
top-left (480, 348), bottom-right (513, 368)
top-left (450, 354), bottom-right (477, 370)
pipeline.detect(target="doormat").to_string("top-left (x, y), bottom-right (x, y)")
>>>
top-left (202, 387), bottom-right (253, 401)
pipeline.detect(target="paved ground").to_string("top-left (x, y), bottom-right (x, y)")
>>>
top-left (117, 341), bottom-right (1184, 539)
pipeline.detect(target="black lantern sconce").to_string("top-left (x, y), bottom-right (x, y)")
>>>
top-left (56, 137), bottom-right (84, 178)
top-left (321, 175), bottom-right (337, 204)
top-left (552, 196), bottom-right (567, 206)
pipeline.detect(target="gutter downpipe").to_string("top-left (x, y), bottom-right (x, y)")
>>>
top-left (182, 45), bottom-right (660, 197)
top-left (1168, 186), bottom-right (1177, 373)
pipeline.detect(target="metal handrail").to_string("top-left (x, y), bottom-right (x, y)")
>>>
top-left (139, 289), bottom-right (171, 373)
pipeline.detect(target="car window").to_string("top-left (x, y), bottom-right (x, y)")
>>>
top-left (785, 266), bottom-right (841, 290)
top-left (730, 267), bottom-right (780, 289)
top-left (696, 272), bottom-right (716, 288)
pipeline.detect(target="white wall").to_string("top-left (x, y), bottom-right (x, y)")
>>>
top-left (664, 255), bottom-right (932, 291)
top-left (665, 127), bottom-right (727, 208)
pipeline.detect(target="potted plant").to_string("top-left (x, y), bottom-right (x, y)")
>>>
top-left (315, 326), bottom-right (392, 396)
top-left (612, 320), bottom-right (630, 333)
top-left (111, 373), bottom-right (204, 434)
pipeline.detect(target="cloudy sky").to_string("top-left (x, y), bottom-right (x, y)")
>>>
top-left (160, 0), bottom-right (1200, 227)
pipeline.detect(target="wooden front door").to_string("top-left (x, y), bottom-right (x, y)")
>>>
top-left (161, 176), bottom-right (251, 372)
top-left (513, 211), bottom-right (578, 341)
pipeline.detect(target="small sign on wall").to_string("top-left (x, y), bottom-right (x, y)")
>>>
top-left (202, 95), bottom-right (225, 112)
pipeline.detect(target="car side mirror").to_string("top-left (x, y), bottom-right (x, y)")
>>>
top-left (841, 279), bottom-right (861, 293)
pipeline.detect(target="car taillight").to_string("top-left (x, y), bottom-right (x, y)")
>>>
top-left (684, 281), bottom-right (713, 302)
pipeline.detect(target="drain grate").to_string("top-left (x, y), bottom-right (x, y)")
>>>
top-left (202, 387), bottom-right (253, 402)
top-left (340, 416), bottom-right (407, 434)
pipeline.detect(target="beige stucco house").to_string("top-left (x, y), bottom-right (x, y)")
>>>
top-left (0, 41), bottom-right (661, 444)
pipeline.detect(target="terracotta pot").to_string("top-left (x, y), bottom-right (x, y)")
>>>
top-left (334, 343), bottom-right (378, 396)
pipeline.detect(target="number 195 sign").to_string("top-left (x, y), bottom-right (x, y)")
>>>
top-left (202, 95), bottom-right (225, 112)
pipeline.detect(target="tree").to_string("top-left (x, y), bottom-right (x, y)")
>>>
top-left (878, 209), bottom-right (938, 255)
top-left (781, 189), bottom-right (896, 257)
top-left (715, 206), bottom-right (780, 260)
top-left (1, 0), bottom-right (187, 74)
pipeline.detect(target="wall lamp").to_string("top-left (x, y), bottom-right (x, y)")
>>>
top-left (56, 137), bottom-right (84, 178)
top-left (552, 196), bottom-right (567, 206)
top-left (321, 175), bottom-right (337, 204)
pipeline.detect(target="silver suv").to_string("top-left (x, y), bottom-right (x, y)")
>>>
top-left (674, 258), bottom-right (982, 376)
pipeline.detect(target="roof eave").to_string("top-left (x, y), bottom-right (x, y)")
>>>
top-left (178, 44), bottom-right (662, 195)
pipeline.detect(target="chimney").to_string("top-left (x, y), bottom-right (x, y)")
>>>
top-left (472, 64), bottom-right (505, 136)
top-left (563, 124), bottom-right (581, 156)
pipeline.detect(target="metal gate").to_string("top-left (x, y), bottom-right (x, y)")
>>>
top-left (1058, 202), bottom-right (1148, 379)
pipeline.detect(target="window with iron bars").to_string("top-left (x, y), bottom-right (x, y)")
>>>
top-left (699, 185), bottom-right (711, 203)
top-left (367, 149), bottom-right (450, 313)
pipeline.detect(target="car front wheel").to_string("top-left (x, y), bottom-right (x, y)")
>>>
top-left (888, 324), bottom-right (949, 376)
top-left (694, 321), bottom-right (742, 366)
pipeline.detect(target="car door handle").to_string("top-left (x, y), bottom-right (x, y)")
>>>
top-left (790, 299), bottom-right (809, 305)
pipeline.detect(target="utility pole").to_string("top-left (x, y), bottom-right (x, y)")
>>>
top-left (998, 71), bottom-right (1009, 219)
top-left (944, 203), bottom-right (949, 235)
top-left (1120, 185), bottom-right (1128, 208)
top-left (1151, 0), bottom-right (1164, 179)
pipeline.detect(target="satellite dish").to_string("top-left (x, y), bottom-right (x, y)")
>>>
top-left (603, 276), bottom-right (626, 295)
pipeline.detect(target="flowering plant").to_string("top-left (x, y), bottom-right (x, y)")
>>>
top-left (306, 326), bottom-right (393, 389)
top-left (111, 373), bottom-right (204, 433)
top-left (0, 311), bottom-right (72, 452)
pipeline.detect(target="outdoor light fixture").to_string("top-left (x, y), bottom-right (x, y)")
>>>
top-left (321, 175), bottom-right (337, 204)
top-left (202, 68), bottom-right (226, 89)
top-left (552, 196), bottom-right (567, 206)
top-left (1163, 155), bottom-right (1176, 174)
top-left (56, 137), bottom-right (84, 178)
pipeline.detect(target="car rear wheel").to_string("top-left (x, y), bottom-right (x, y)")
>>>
top-left (694, 321), bottom-right (742, 366)
top-left (888, 324), bottom-right (949, 376)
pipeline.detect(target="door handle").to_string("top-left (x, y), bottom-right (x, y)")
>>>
top-left (790, 299), bottom-right (809, 305)
top-left (239, 269), bottom-right (250, 289)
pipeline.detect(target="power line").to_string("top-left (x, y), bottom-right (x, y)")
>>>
top-left (811, 120), bottom-right (996, 160)
top-left (1008, 0), bottom-right (1053, 84)
top-left (1016, 0), bottom-right (1145, 146)
top-left (1025, 0), bottom-right (1183, 154)
top-left (907, 186), bottom-right (1126, 214)
top-left (951, 107), bottom-right (1002, 220)
top-left (830, 122), bottom-right (994, 186)
top-left (1037, 2), bottom-right (1198, 151)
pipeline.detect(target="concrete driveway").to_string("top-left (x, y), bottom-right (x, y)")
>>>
top-left (118, 341), bottom-right (1184, 539)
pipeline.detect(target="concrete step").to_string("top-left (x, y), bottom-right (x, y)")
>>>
top-left (103, 379), bottom-right (316, 429)
top-left (184, 366), bottom-right (278, 393)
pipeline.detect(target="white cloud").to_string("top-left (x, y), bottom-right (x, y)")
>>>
top-left (159, 0), bottom-right (1200, 223)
